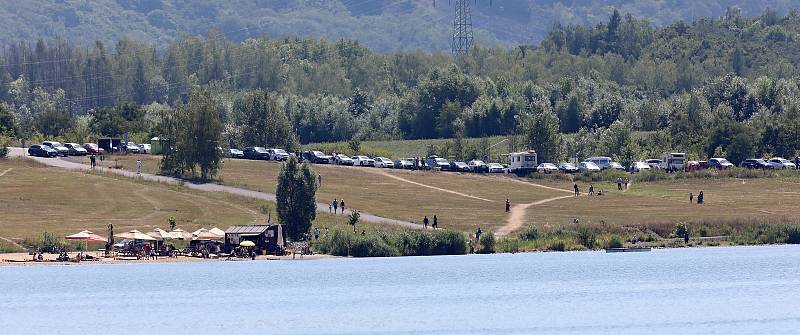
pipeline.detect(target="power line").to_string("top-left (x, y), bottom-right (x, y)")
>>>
top-left (452, 0), bottom-right (474, 56)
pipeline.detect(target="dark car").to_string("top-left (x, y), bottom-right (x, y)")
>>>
top-left (83, 143), bottom-right (103, 154)
top-left (28, 144), bottom-right (58, 157)
top-left (64, 143), bottom-right (88, 156)
top-left (243, 147), bottom-right (270, 160)
top-left (394, 158), bottom-right (415, 169)
top-left (558, 163), bottom-right (579, 173)
top-left (303, 151), bottom-right (333, 164)
top-left (449, 161), bottom-right (470, 172)
top-left (740, 159), bottom-right (771, 169)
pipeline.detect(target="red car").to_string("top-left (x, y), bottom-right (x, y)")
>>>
top-left (83, 143), bottom-right (104, 154)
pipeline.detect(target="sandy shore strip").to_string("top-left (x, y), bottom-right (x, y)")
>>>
top-left (0, 252), bottom-right (336, 266)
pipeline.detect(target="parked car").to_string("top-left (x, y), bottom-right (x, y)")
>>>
top-left (42, 141), bottom-right (69, 156)
top-left (64, 143), bottom-right (88, 156)
top-left (468, 160), bottom-right (488, 173)
top-left (267, 149), bottom-right (290, 161)
top-left (352, 155), bottom-right (375, 167)
top-left (487, 163), bottom-right (505, 173)
top-left (708, 158), bottom-right (734, 169)
top-left (394, 158), bottom-right (416, 169)
top-left (768, 157), bottom-right (796, 170)
top-left (303, 151), bottom-right (333, 164)
top-left (645, 159), bottom-right (663, 169)
top-left (449, 161), bottom-right (470, 172)
top-left (374, 157), bottom-right (395, 168)
top-left (536, 163), bottom-right (559, 174)
top-left (740, 158), bottom-right (770, 169)
top-left (334, 154), bottom-right (355, 166)
top-left (28, 144), bottom-right (58, 157)
top-left (121, 142), bottom-right (139, 153)
top-left (579, 161), bottom-right (601, 173)
top-left (685, 161), bottom-right (701, 172)
top-left (630, 161), bottom-right (651, 173)
top-left (138, 143), bottom-right (152, 154)
top-left (608, 162), bottom-right (625, 170)
top-left (243, 147), bottom-right (270, 160)
top-left (83, 143), bottom-right (103, 154)
top-left (224, 149), bottom-right (244, 158)
top-left (558, 163), bottom-right (579, 174)
top-left (425, 155), bottom-right (451, 170)
top-left (585, 156), bottom-right (612, 170)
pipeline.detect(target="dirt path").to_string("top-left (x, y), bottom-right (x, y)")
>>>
top-left (496, 195), bottom-right (573, 236)
top-left (0, 168), bottom-right (12, 177)
top-left (365, 168), bottom-right (494, 202)
top-left (9, 148), bottom-right (421, 230)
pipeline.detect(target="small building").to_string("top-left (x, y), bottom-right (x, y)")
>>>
top-left (224, 225), bottom-right (286, 255)
top-left (150, 137), bottom-right (168, 155)
top-left (98, 137), bottom-right (122, 153)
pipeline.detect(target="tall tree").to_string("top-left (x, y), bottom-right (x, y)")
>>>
top-left (520, 99), bottom-right (561, 163)
top-left (276, 156), bottom-right (318, 240)
top-left (237, 90), bottom-right (297, 150)
top-left (187, 88), bottom-right (223, 180)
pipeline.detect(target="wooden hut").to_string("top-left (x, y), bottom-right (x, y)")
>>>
top-left (224, 225), bottom-right (286, 255)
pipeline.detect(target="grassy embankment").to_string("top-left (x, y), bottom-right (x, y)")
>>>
top-left (0, 158), bottom-right (398, 253)
top-left (66, 153), bottom-right (800, 254)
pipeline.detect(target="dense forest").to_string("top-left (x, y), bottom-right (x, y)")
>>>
top-left (1, 0), bottom-right (797, 52)
top-left (2, 7), bottom-right (800, 165)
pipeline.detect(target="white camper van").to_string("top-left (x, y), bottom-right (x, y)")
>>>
top-left (660, 152), bottom-right (686, 171)
top-left (508, 150), bottom-right (538, 173)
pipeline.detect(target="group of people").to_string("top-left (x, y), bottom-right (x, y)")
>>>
top-left (571, 179), bottom-right (629, 197)
top-left (329, 198), bottom-right (347, 214)
top-left (422, 215), bottom-right (439, 229)
top-left (689, 191), bottom-right (705, 204)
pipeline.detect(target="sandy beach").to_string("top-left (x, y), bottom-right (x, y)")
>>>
top-left (0, 252), bottom-right (336, 266)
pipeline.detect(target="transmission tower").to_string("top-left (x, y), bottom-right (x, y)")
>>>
top-left (451, 0), bottom-right (474, 57)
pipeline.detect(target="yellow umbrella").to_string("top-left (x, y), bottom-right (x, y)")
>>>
top-left (239, 240), bottom-right (256, 247)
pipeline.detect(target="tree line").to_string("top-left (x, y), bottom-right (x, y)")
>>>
top-left (2, 8), bottom-right (800, 165)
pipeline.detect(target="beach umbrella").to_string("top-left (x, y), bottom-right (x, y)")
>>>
top-left (114, 230), bottom-right (156, 241)
top-left (239, 240), bottom-right (255, 247)
top-left (169, 228), bottom-right (192, 240)
top-left (65, 230), bottom-right (108, 243)
top-left (147, 228), bottom-right (172, 241)
top-left (192, 228), bottom-right (223, 241)
top-left (209, 227), bottom-right (226, 237)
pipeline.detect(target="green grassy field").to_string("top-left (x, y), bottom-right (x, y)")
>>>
top-left (0, 158), bottom-right (397, 252)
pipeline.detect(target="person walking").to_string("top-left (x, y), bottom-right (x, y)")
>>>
top-left (136, 159), bottom-right (142, 174)
top-left (318, 174), bottom-right (322, 187)
top-left (332, 198), bottom-right (338, 214)
top-left (624, 177), bottom-right (629, 190)
top-left (90, 154), bottom-right (96, 169)
top-left (588, 184), bottom-right (595, 196)
top-left (505, 199), bottom-right (511, 213)
top-left (574, 183), bottom-right (580, 197)
top-left (329, 203), bottom-right (332, 213)
top-left (689, 192), bottom-right (694, 203)
top-left (340, 199), bottom-right (346, 213)
top-left (697, 191), bottom-right (704, 204)
top-left (432, 215), bottom-right (438, 229)
top-left (423, 216), bottom-right (429, 229)
top-left (616, 177), bottom-right (623, 191)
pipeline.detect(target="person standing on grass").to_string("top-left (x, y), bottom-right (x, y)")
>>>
top-left (90, 154), bottom-right (96, 169)
top-left (329, 203), bottom-right (332, 213)
top-left (314, 227), bottom-right (320, 240)
top-left (476, 227), bottom-right (482, 240)
top-left (432, 215), bottom-right (438, 229)
top-left (624, 177), bottom-right (629, 190)
top-left (423, 216), bottom-right (429, 229)
top-left (340, 199), bottom-right (346, 213)
top-left (697, 191), bottom-right (704, 204)
top-left (588, 184), bottom-right (595, 196)
top-left (136, 159), bottom-right (142, 174)
top-left (318, 174), bottom-right (322, 187)
top-left (332, 198), bottom-right (338, 214)
top-left (616, 177), bottom-right (623, 191)
top-left (689, 192), bottom-right (693, 203)
top-left (574, 183), bottom-right (580, 197)
top-left (505, 199), bottom-right (511, 212)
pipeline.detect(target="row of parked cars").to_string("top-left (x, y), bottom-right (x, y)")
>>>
top-left (28, 141), bottom-right (103, 157)
top-left (533, 154), bottom-right (798, 175)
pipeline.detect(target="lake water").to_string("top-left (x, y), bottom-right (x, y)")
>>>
top-left (1, 245), bottom-right (799, 334)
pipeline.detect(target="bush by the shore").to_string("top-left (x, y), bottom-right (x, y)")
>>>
top-left (314, 229), bottom-right (468, 257)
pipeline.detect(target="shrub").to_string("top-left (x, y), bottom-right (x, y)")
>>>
top-left (787, 226), bottom-right (800, 244)
top-left (673, 223), bottom-right (689, 238)
top-left (350, 235), bottom-right (397, 257)
top-left (547, 240), bottom-right (566, 251)
top-left (519, 225), bottom-right (539, 240)
top-left (577, 227), bottom-right (596, 249)
top-left (604, 235), bottom-right (623, 249)
top-left (499, 237), bottom-right (520, 253)
top-left (477, 230), bottom-right (496, 254)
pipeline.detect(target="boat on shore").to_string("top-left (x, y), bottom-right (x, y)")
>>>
top-left (605, 247), bottom-right (652, 253)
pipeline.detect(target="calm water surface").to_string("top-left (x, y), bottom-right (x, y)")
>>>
top-left (1, 245), bottom-right (799, 334)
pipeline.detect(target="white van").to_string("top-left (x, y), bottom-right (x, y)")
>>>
top-left (585, 156), bottom-right (612, 170)
top-left (508, 150), bottom-right (538, 173)
top-left (660, 152), bottom-right (686, 171)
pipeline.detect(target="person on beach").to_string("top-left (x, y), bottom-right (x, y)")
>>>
top-left (574, 183), bottom-right (580, 197)
top-left (697, 191), bottom-right (704, 204)
top-left (136, 159), bottom-right (142, 174)
top-left (340, 199), bottom-right (346, 213)
top-left (332, 198), bottom-right (338, 214)
top-left (588, 184), bottom-right (595, 196)
top-left (505, 199), bottom-right (511, 212)
top-left (432, 215), bottom-right (438, 229)
top-left (423, 216), bottom-right (429, 229)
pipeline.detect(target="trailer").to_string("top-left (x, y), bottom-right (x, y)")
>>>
top-left (507, 150), bottom-right (538, 174)
top-left (660, 152), bottom-right (686, 171)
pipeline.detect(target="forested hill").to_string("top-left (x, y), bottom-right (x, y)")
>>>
top-left (0, 0), bottom-right (796, 52)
